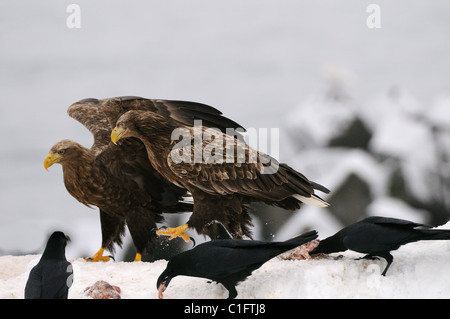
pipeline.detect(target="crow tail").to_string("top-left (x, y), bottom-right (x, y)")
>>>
top-left (284, 230), bottom-right (318, 247)
top-left (420, 229), bottom-right (450, 240)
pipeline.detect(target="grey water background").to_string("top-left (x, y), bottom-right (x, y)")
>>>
top-left (1, 1), bottom-right (449, 259)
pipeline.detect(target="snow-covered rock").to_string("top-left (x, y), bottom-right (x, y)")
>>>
top-left (286, 86), bottom-right (366, 150)
top-left (426, 91), bottom-right (450, 129)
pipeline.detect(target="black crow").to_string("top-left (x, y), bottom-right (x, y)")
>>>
top-left (311, 216), bottom-right (450, 276)
top-left (24, 231), bottom-right (73, 299)
top-left (157, 230), bottom-right (318, 299)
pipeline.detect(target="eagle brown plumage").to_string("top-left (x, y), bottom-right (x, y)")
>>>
top-left (44, 98), bottom-right (194, 262)
top-left (107, 97), bottom-right (330, 240)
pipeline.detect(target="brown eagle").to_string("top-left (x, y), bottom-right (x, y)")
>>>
top-left (108, 97), bottom-right (330, 241)
top-left (43, 97), bottom-right (195, 262)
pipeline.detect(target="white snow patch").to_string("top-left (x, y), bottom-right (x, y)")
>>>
top-left (427, 91), bottom-right (450, 128)
top-left (3, 221), bottom-right (450, 299)
top-left (367, 197), bottom-right (430, 223)
top-left (285, 88), bottom-right (360, 149)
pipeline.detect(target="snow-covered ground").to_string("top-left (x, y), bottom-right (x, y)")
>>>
top-left (1, 2), bottom-right (450, 300)
top-left (3, 221), bottom-right (450, 299)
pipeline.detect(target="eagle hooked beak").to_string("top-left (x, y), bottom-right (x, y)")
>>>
top-left (43, 154), bottom-right (62, 171)
top-left (111, 127), bottom-right (126, 145)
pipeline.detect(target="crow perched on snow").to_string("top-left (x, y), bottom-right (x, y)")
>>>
top-left (310, 216), bottom-right (450, 276)
top-left (24, 231), bottom-right (73, 299)
top-left (157, 230), bottom-right (318, 299)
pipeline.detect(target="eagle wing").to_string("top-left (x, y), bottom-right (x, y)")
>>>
top-left (68, 99), bottom-right (112, 154)
top-left (167, 129), bottom-right (319, 203)
top-left (68, 98), bottom-right (191, 208)
top-left (72, 96), bottom-right (327, 207)
top-left (95, 96), bottom-right (245, 134)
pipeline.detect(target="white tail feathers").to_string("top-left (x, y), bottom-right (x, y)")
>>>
top-left (294, 194), bottom-right (330, 207)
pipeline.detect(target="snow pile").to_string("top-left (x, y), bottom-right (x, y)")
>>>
top-left (282, 84), bottom-right (450, 242)
top-left (2, 221), bottom-right (450, 299)
top-left (285, 86), bottom-right (362, 150)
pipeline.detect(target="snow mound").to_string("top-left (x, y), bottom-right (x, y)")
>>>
top-left (3, 221), bottom-right (450, 299)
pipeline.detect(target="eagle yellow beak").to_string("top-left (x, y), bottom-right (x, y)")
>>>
top-left (44, 154), bottom-right (62, 171)
top-left (111, 127), bottom-right (125, 145)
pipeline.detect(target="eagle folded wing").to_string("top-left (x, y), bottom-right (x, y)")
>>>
top-left (95, 96), bottom-right (246, 135)
top-left (166, 129), bottom-right (305, 201)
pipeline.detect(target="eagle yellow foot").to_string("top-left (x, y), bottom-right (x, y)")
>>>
top-left (157, 224), bottom-right (191, 242)
top-left (85, 248), bottom-right (112, 262)
top-left (134, 253), bottom-right (142, 262)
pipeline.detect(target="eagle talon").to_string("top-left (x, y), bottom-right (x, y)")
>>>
top-left (85, 255), bottom-right (111, 262)
top-left (85, 248), bottom-right (113, 262)
top-left (157, 224), bottom-right (191, 243)
top-left (189, 236), bottom-right (196, 247)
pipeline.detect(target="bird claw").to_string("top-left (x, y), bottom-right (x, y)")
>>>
top-left (85, 248), bottom-right (115, 262)
top-left (157, 224), bottom-right (191, 243)
top-left (85, 255), bottom-right (114, 262)
top-left (189, 236), bottom-right (196, 248)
